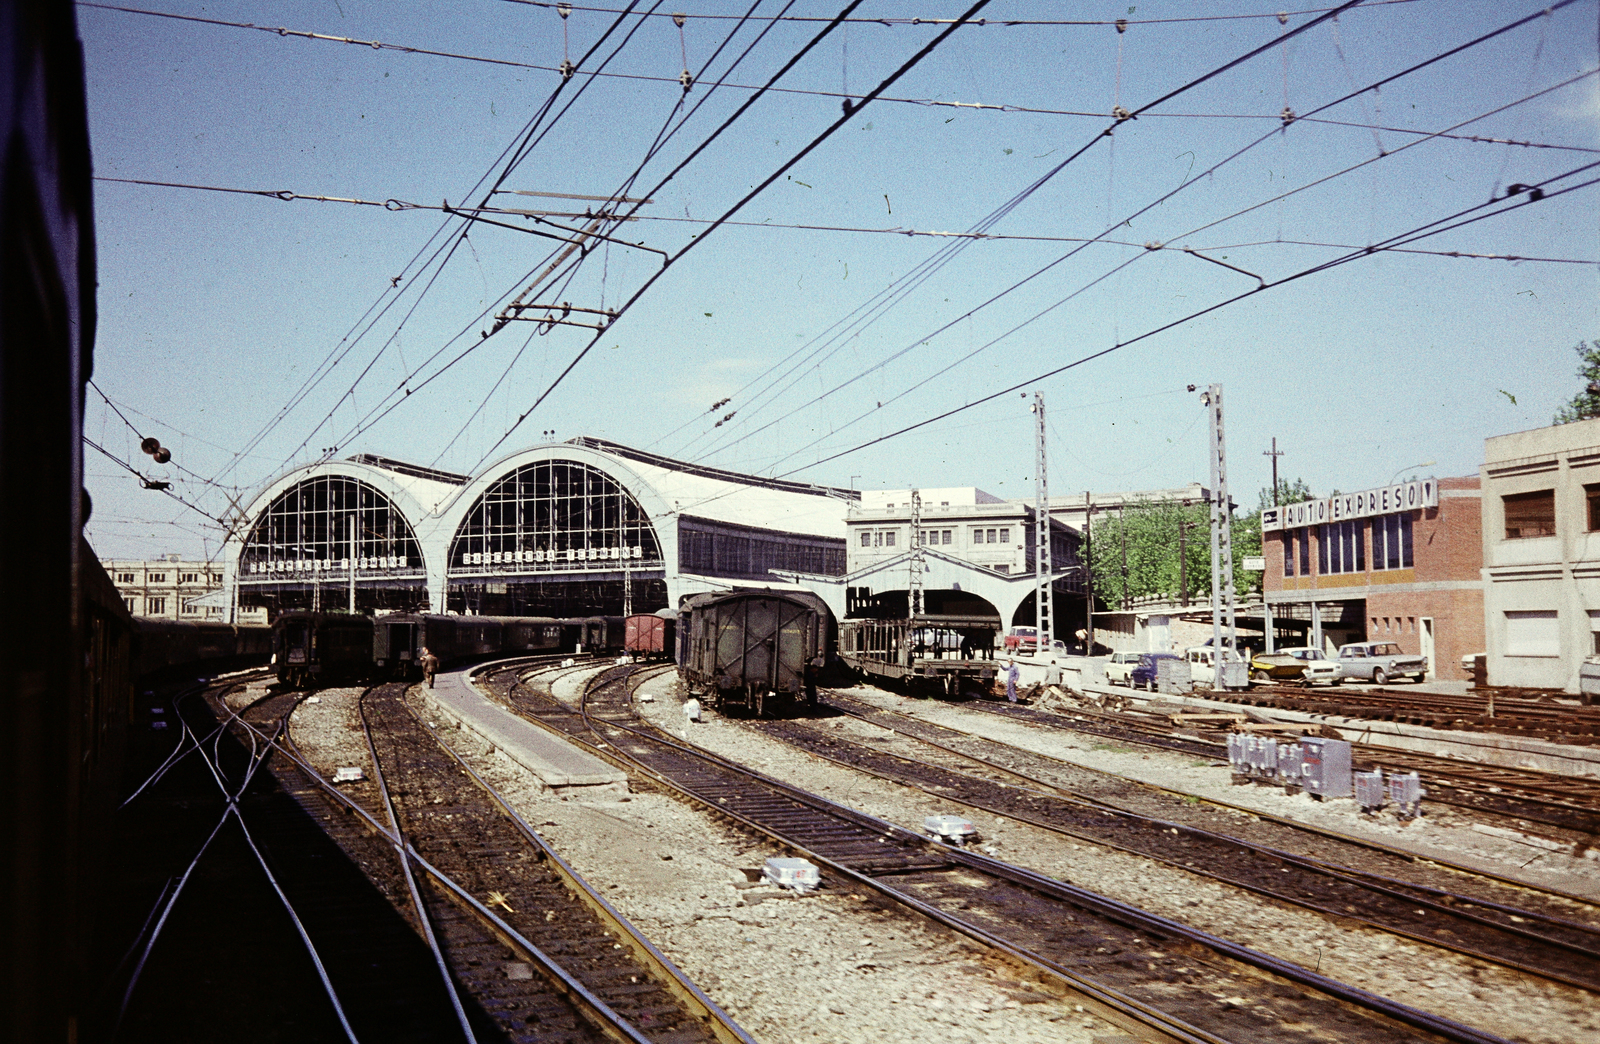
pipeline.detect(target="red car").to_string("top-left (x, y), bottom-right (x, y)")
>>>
top-left (1002, 626), bottom-right (1039, 653)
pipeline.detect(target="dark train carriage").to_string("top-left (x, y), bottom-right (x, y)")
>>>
top-left (838, 613), bottom-right (999, 696)
top-left (578, 615), bottom-right (625, 654)
top-left (679, 589), bottom-right (828, 717)
top-left (132, 619), bottom-right (272, 680)
top-left (501, 615), bottom-right (568, 655)
top-left (625, 611), bottom-right (676, 660)
top-left (272, 612), bottom-right (375, 687)
top-left (419, 614), bottom-right (503, 664)
top-left (372, 614), bottom-right (420, 677)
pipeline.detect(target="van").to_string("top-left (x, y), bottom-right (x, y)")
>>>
top-left (1185, 645), bottom-right (1242, 688)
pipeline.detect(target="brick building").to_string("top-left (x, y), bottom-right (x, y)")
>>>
top-left (1261, 476), bottom-right (1483, 679)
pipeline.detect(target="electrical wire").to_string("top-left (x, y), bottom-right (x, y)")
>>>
top-left (680, 0), bottom-right (1371, 464)
top-left (469, 0), bottom-right (999, 473)
top-left (689, 1), bottom-right (1588, 466)
top-left (774, 159), bottom-right (1600, 478)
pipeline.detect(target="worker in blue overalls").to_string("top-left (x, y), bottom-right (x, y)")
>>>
top-left (1004, 659), bottom-right (1020, 703)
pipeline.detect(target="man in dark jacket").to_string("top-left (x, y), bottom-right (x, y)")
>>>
top-left (419, 646), bottom-right (440, 688)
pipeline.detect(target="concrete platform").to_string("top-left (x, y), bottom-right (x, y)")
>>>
top-left (417, 666), bottom-right (629, 793)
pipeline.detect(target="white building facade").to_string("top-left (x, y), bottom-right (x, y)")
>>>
top-left (1481, 416), bottom-right (1600, 691)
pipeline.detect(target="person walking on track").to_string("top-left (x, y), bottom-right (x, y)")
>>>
top-left (419, 646), bottom-right (440, 689)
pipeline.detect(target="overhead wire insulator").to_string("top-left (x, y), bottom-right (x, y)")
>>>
top-left (1112, 105), bottom-right (1132, 122)
top-left (679, 69), bottom-right (694, 93)
top-left (559, 59), bottom-right (574, 81)
top-left (1115, 18), bottom-right (1127, 34)
top-left (1280, 106), bottom-right (1296, 127)
top-left (675, 12), bottom-right (692, 93)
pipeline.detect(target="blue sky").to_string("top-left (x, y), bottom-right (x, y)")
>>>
top-left (77, 1), bottom-right (1600, 561)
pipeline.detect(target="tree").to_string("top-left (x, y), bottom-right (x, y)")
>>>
top-left (1089, 498), bottom-right (1262, 608)
top-left (1554, 340), bottom-right (1600, 425)
top-left (1258, 477), bottom-right (1314, 512)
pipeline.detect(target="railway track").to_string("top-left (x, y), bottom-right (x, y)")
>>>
top-left (1204, 682), bottom-right (1600, 744)
top-left (212, 677), bottom-right (751, 1044)
top-left (976, 696), bottom-right (1600, 837)
top-left (759, 690), bottom-right (1600, 994)
top-left (490, 659), bottom-right (1519, 1044)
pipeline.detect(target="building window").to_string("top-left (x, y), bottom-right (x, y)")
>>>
top-left (1283, 532), bottom-right (1294, 576)
top-left (884, 531), bottom-right (896, 547)
top-left (148, 573), bottom-right (166, 583)
top-left (117, 572), bottom-right (134, 583)
top-left (987, 528), bottom-right (998, 543)
top-left (973, 528), bottom-right (985, 545)
top-left (1370, 513), bottom-right (1415, 570)
top-left (1318, 520), bottom-right (1364, 575)
top-left (860, 532), bottom-right (872, 547)
top-left (123, 597), bottom-right (135, 612)
top-left (244, 473), bottom-right (427, 576)
top-left (147, 597), bottom-right (166, 615)
top-left (997, 528), bottom-right (1010, 544)
top-left (1503, 489), bottom-right (1556, 539)
top-left (1298, 528), bottom-right (1310, 576)
top-left (941, 530), bottom-right (951, 545)
top-left (1504, 610), bottom-right (1559, 657)
top-left (1318, 526), bottom-right (1330, 575)
top-left (180, 572), bottom-right (199, 583)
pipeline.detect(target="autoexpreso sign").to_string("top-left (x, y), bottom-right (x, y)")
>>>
top-left (1260, 479), bottom-right (1437, 533)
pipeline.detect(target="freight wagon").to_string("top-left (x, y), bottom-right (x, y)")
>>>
top-left (624, 611), bottom-right (676, 660)
top-left (678, 589), bottom-right (829, 717)
top-left (838, 613), bottom-right (999, 696)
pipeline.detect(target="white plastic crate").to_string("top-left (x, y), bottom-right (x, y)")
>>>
top-left (763, 857), bottom-right (820, 891)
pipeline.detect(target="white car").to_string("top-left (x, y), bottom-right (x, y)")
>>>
top-left (1275, 647), bottom-right (1343, 686)
top-left (1185, 646), bottom-right (1244, 688)
top-left (1105, 651), bottom-right (1144, 686)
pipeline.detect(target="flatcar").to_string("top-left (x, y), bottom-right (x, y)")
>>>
top-left (625, 611), bottom-right (676, 661)
top-left (678, 589), bottom-right (829, 717)
top-left (838, 613), bottom-right (999, 696)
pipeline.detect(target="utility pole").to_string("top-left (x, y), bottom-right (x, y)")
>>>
top-left (348, 515), bottom-right (357, 614)
top-left (1032, 393), bottom-right (1052, 648)
top-left (908, 488), bottom-right (925, 618)
top-left (1118, 505), bottom-right (1128, 611)
top-left (1264, 438), bottom-right (1285, 505)
top-left (1083, 491), bottom-right (1093, 654)
top-left (1202, 384), bottom-right (1239, 682)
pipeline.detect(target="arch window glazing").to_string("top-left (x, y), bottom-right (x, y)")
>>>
top-left (449, 460), bottom-right (661, 572)
top-left (239, 475), bottom-right (424, 579)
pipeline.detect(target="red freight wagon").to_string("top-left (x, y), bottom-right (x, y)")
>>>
top-left (625, 612), bottom-right (676, 660)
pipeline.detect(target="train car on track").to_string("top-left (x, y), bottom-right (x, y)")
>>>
top-left (678, 589), bottom-right (829, 717)
top-left (132, 619), bottom-right (273, 680)
top-left (272, 612), bottom-right (376, 687)
top-left (838, 613), bottom-right (1000, 697)
top-left (625, 611), bottom-right (676, 660)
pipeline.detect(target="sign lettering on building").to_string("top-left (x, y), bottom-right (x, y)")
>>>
top-left (1260, 478), bottom-right (1437, 532)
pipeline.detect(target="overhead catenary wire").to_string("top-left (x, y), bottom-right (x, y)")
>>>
top-left (468, 0), bottom-right (999, 473)
top-left (236, 2), bottom-right (655, 483)
top-left (681, 0), bottom-right (1372, 464)
top-left (689, 0), bottom-right (1589, 467)
top-left (775, 159), bottom-right (1600, 479)
top-left (741, 67), bottom-right (1600, 477)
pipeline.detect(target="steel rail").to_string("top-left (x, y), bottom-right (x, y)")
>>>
top-left (511, 662), bottom-right (1520, 1044)
top-left (222, 703), bottom-right (663, 1044)
top-left (762, 710), bottom-right (1600, 992)
top-left (825, 689), bottom-right (1600, 907)
top-left (428, 661), bottom-right (758, 1044)
top-left (972, 696), bottom-right (1600, 832)
top-left (356, 686), bottom-right (480, 1044)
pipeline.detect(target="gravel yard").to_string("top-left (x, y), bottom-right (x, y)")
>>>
top-left (261, 674), bottom-right (1124, 1044)
top-left (228, 670), bottom-right (1600, 1044)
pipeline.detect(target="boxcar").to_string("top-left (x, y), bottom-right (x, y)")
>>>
top-left (625, 612), bottom-right (676, 660)
top-left (272, 612), bottom-right (375, 687)
top-left (679, 589), bottom-right (828, 717)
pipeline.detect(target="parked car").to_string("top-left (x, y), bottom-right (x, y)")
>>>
top-left (1105, 651), bottom-right (1144, 686)
top-left (1251, 646), bottom-right (1342, 686)
top-left (1336, 642), bottom-right (1427, 684)
top-left (1186, 645), bottom-right (1244, 688)
top-left (1130, 652), bottom-right (1183, 690)
top-left (1002, 626), bottom-right (1039, 653)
